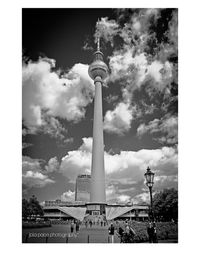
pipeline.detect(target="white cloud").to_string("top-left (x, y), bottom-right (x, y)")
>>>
top-left (23, 114), bottom-right (69, 142)
top-left (137, 115), bottom-right (178, 144)
top-left (132, 19), bottom-right (141, 32)
top-left (59, 138), bottom-right (92, 181)
top-left (60, 137), bottom-right (178, 187)
top-left (106, 185), bottom-right (117, 200)
top-left (105, 146), bottom-right (177, 178)
top-left (118, 194), bottom-right (131, 203)
top-left (61, 190), bottom-right (75, 202)
top-left (148, 60), bottom-right (163, 82)
top-left (95, 17), bottom-right (119, 45)
top-left (131, 53), bottom-right (148, 84)
top-left (132, 192), bottom-right (149, 204)
top-left (59, 138), bottom-right (177, 203)
top-left (109, 48), bottom-right (135, 81)
top-left (45, 157), bottom-right (60, 173)
top-left (167, 10), bottom-right (178, 50)
top-left (22, 156), bottom-right (56, 189)
top-left (22, 58), bottom-right (94, 135)
top-left (22, 156), bottom-right (42, 172)
top-left (79, 137), bottom-right (93, 153)
top-left (154, 175), bottom-right (178, 184)
top-left (137, 119), bottom-right (160, 136)
top-left (106, 185), bottom-right (131, 203)
top-left (109, 49), bottom-right (163, 90)
top-left (104, 102), bottom-right (134, 135)
top-left (108, 47), bottom-right (173, 96)
top-left (23, 170), bottom-right (55, 188)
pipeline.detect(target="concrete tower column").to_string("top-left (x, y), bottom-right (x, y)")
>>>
top-left (90, 75), bottom-right (106, 203)
top-left (88, 26), bottom-right (108, 218)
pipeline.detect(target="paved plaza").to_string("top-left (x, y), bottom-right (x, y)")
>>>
top-left (22, 224), bottom-right (120, 243)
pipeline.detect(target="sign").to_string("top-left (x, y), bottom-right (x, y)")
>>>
top-left (92, 211), bottom-right (100, 216)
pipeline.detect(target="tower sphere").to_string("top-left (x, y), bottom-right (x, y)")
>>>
top-left (88, 51), bottom-right (108, 81)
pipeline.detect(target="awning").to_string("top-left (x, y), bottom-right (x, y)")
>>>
top-left (106, 206), bottom-right (134, 220)
top-left (59, 207), bottom-right (86, 221)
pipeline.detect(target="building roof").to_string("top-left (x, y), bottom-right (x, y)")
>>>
top-left (59, 207), bottom-right (86, 221)
top-left (106, 206), bottom-right (134, 220)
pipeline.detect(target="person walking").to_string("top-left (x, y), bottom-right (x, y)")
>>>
top-left (108, 223), bottom-right (115, 243)
top-left (147, 222), bottom-right (154, 243)
top-left (123, 222), bottom-right (136, 243)
top-left (89, 220), bottom-right (92, 228)
top-left (118, 226), bottom-right (124, 243)
top-left (75, 221), bottom-right (80, 233)
top-left (85, 220), bottom-right (88, 228)
top-left (152, 221), bottom-right (158, 243)
top-left (70, 221), bottom-right (74, 236)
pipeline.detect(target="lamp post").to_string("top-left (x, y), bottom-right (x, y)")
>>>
top-left (144, 167), bottom-right (155, 221)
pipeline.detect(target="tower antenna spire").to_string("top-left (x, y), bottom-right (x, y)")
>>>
top-left (96, 18), bottom-right (100, 51)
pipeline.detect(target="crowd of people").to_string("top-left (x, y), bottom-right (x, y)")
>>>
top-left (108, 220), bottom-right (158, 243)
top-left (70, 220), bottom-right (80, 235)
top-left (84, 219), bottom-right (107, 228)
top-left (147, 221), bottom-right (158, 243)
top-left (48, 218), bottom-right (158, 243)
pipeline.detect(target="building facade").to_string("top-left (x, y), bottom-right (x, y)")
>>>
top-left (43, 202), bottom-right (149, 222)
top-left (75, 174), bottom-right (91, 202)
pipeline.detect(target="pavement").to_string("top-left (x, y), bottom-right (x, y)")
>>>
top-left (22, 224), bottom-right (120, 243)
top-left (22, 224), bottom-right (177, 243)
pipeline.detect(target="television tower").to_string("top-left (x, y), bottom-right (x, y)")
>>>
top-left (88, 22), bottom-right (108, 206)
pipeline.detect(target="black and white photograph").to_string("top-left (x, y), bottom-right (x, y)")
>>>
top-left (21, 8), bottom-right (178, 244)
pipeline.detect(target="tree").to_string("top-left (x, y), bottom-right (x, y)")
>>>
top-left (22, 198), bottom-right (30, 220)
top-left (152, 188), bottom-right (178, 221)
top-left (22, 195), bottom-right (43, 221)
top-left (29, 195), bottom-right (44, 219)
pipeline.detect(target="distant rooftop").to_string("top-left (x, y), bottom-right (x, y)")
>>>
top-left (77, 174), bottom-right (91, 178)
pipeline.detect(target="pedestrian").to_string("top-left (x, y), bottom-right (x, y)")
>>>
top-left (147, 222), bottom-right (154, 243)
top-left (152, 221), bottom-right (158, 243)
top-left (108, 223), bottom-right (115, 243)
top-left (123, 222), bottom-right (136, 243)
top-left (70, 221), bottom-right (74, 236)
top-left (118, 226), bottom-right (124, 243)
top-left (75, 221), bottom-right (80, 233)
top-left (89, 220), bottom-right (92, 228)
top-left (85, 220), bottom-right (88, 228)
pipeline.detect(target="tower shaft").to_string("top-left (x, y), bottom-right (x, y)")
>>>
top-left (90, 76), bottom-right (106, 203)
top-left (88, 25), bottom-right (108, 209)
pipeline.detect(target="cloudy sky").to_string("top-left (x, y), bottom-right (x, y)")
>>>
top-left (22, 8), bottom-right (178, 204)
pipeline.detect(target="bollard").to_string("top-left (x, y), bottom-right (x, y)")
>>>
top-left (66, 236), bottom-right (68, 243)
top-left (45, 236), bottom-right (48, 243)
top-left (87, 235), bottom-right (90, 243)
top-left (108, 236), bottom-right (109, 243)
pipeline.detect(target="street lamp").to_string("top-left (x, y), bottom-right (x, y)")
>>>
top-left (144, 167), bottom-right (155, 221)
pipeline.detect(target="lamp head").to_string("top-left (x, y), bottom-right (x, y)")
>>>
top-left (144, 167), bottom-right (155, 188)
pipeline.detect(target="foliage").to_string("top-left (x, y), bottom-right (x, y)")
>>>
top-left (125, 221), bottom-right (178, 242)
top-left (22, 195), bottom-right (44, 220)
top-left (152, 188), bottom-right (178, 221)
top-left (22, 198), bottom-right (31, 220)
top-left (22, 221), bottom-right (51, 229)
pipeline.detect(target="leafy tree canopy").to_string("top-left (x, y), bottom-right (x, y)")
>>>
top-left (153, 188), bottom-right (178, 221)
